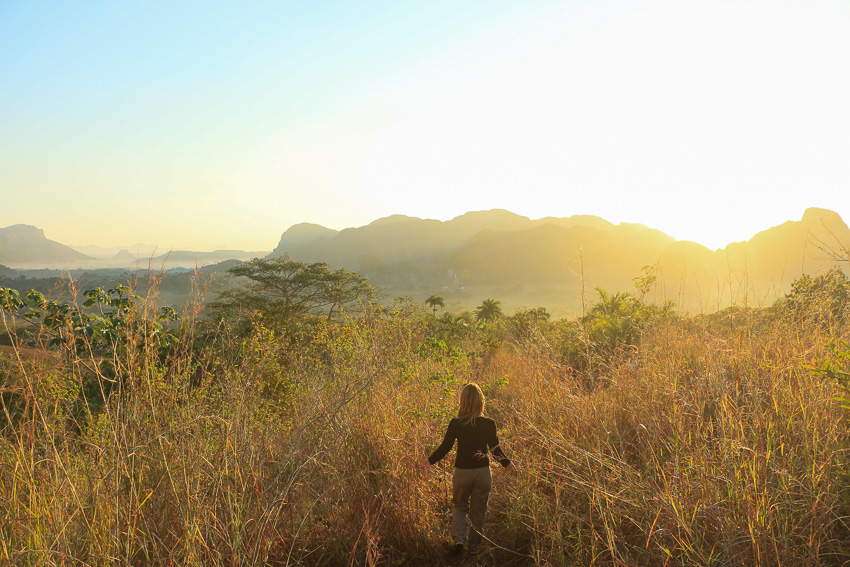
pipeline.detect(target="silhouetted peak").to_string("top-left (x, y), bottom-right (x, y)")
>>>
top-left (0, 224), bottom-right (47, 241)
top-left (801, 207), bottom-right (845, 227)
top-left (282, 222), bottom-right (337, 237)
top-left (270, 222), bottom-right (338, 258)
top-left (368, 214), bottom-right (421, 226)
top-left (0, 224), bottom-right (92, 266)
top-left (449, 209), bottom-right (529, 224)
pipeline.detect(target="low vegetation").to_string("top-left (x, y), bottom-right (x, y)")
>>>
top-left (1, 261), bottom-right (850, 566)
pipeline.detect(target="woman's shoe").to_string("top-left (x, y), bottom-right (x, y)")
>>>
top-left (452, 543), bottom-right (465, 555)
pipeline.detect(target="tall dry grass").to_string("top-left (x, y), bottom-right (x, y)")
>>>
top-left (493, 313), bottom-right (850, 566)
top-left (1, 280), bottom-right (849, 566)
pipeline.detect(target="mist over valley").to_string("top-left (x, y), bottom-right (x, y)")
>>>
top-left (2, 207), bottom-right (847, 316)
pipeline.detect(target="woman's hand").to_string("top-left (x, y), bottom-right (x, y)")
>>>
top-left (506, 462), bottom-right (518, 472)
top-left (419, 457), bottom-right (432, 470)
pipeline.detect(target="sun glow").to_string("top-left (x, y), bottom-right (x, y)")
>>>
top-left (2, 0), bottom-right (849, 250)
top-left (369, 3), bottom-right (850, 248)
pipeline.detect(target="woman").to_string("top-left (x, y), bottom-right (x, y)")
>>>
top-left (423, 383), bottom-right (516, 555)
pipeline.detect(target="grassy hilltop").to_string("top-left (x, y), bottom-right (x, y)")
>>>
top-left (1, 261), bottom-right (850, 566)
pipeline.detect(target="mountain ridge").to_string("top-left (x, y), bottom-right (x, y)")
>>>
top-left (2, 208), bottom-right (848, 314)
top-left (0, 224), bottom-right (93, 265)
top-left (267, 207), bottom-right (850, 313)
top-left (0, 225), bottom-right (271, 269)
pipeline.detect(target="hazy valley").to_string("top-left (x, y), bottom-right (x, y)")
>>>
top-left (2, 207), bottom-right (848, 316)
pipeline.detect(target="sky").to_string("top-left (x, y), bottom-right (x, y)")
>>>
top-left (2, 0), bottom-right (849, 252)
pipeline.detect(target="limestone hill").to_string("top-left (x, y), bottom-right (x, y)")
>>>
top-left (269, 208), bottom-right (850, 314)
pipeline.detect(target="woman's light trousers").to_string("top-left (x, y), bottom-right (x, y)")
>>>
top-left (451, 466), bottom-right (491, 548)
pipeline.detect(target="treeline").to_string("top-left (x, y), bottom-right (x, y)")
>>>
top-left (1, 258), bottom-right (850, 565)
top-left (0, 267), bottom-right (207, 303)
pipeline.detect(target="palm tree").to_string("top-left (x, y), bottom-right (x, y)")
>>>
top-left (474, 298), bottom-right (503, 323)
top-left (425, 294), bottom-right (445, 315)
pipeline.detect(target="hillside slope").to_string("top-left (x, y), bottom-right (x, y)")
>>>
top-left (269, 208), bottom-right (850, 314)
top-left (0, 225), bottom-right (93, 267)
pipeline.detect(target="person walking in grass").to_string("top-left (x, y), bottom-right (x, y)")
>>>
top-left (423, 383), bottom-right (517, 556)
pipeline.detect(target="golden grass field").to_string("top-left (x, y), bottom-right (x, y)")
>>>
top-left (1, 272), bottom-right (849, 566)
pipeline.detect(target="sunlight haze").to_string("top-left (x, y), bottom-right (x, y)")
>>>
top-left (2, 0), bottom-right (848, 251)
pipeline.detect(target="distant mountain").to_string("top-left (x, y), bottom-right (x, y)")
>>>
top-left (4, 208), bottom-right (848, 315)
top-left (0, 225), bottom-right (94, 267)
top-left (68, 243), bottom-right (159, 258)
top-left (269, 209), bottom-right (675, 279)
top-left (150, 249), bottom-right (268, 266)
top-left (270, 210), bottom-right (621, 268)
top-left (441, 221), bottom-right (675, 287)
top-left (0, 225), bottom-right (269, 270)
top-left (740, 207), bottom-right (847, 276)
top-left (268, 208), bottom-right (850, 314)
top-left (112, 250), bottom-right (139, 263)
top-left (270, 223), bottom-right (339, 255)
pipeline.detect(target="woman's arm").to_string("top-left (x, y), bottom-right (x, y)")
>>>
top-left (427, 419), bottom-right (457, 465)
top-left (488, 421), bottom-right (512, 467)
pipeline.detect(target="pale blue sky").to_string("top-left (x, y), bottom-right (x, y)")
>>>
top-left (2, 0), bottom-right (849, 251)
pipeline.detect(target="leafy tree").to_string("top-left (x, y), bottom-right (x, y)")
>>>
top-left (210, 256), bottom-right (374, 332)
top-left (582, 288), bottom-right (643, 356)
top-left (425, 294), bottom-right (445, 316)
top-left (1, 284), bottom-right (182, 423)
top-left (506, 307), bottom-right (550, 340)
top-left (774, 266), bottom-right (850, 330)
top-left (474, 298), bottom-right (503, 323)
top-left (0, 285), bottom-right (178, 357)
top-left (557, 284), bottom-right (674, 375)
top-left (432, 311), bottom-right (472, 342)
top-left (632, 264), bottom-right (658, 300)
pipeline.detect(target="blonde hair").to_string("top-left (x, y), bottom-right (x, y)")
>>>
top-left (457, 383), bottom-right (485, 425)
